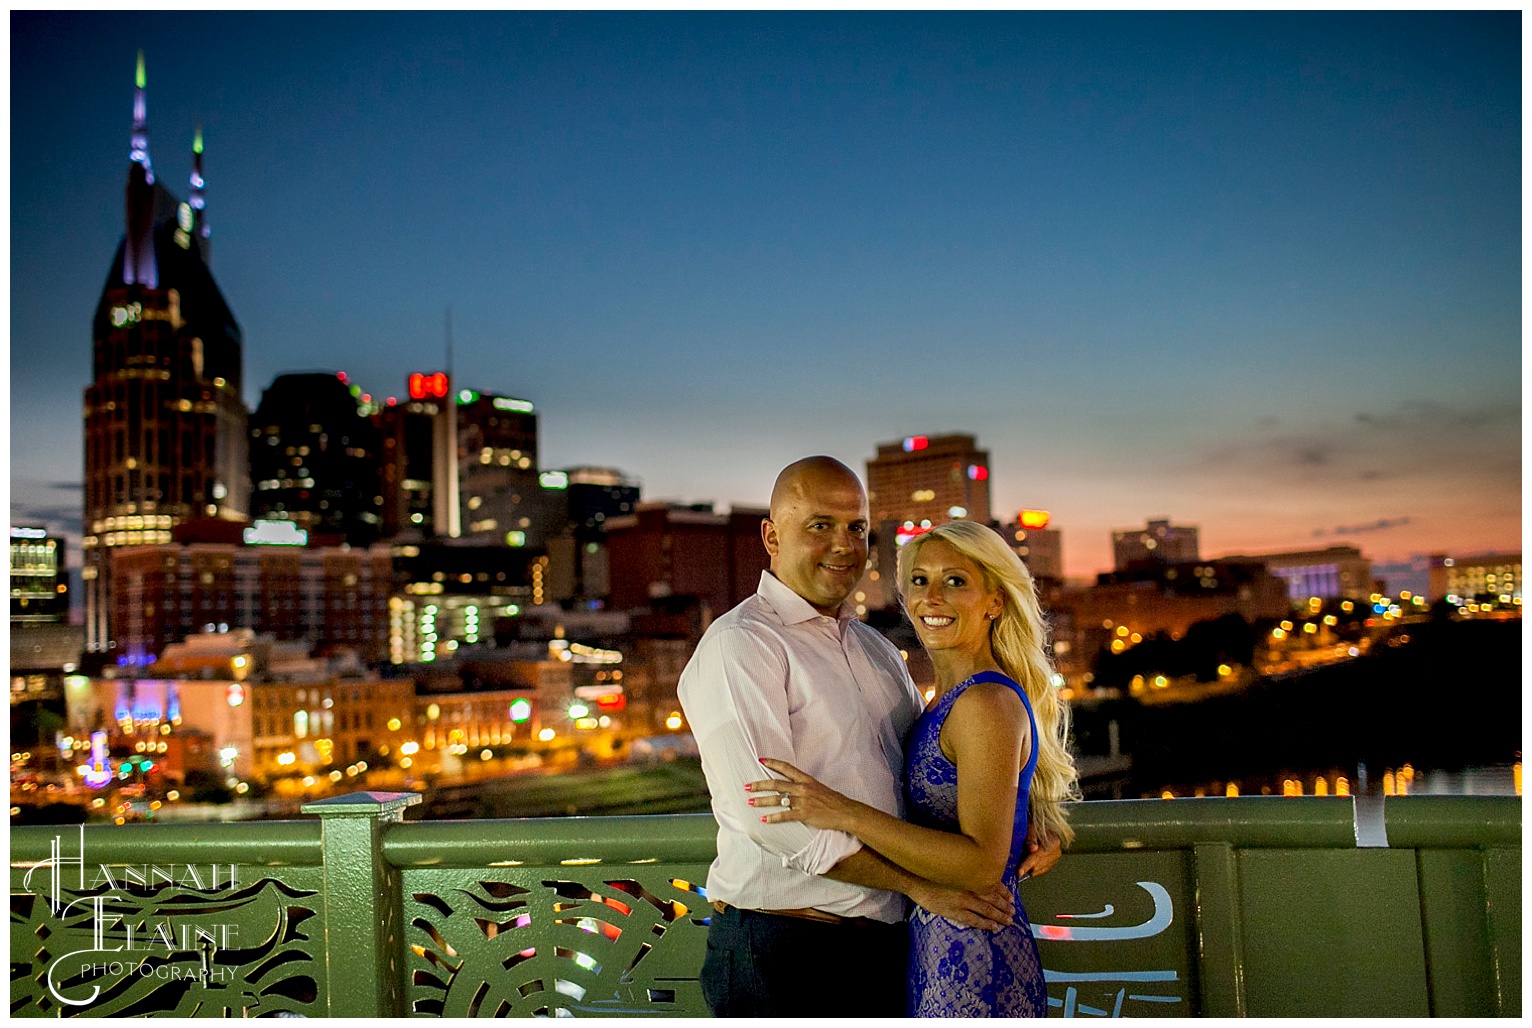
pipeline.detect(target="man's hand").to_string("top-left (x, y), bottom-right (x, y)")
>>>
top-left (907, 879), bottom-right (1015, 931)
top-left (1016, 829), bottom-right (1062, 880)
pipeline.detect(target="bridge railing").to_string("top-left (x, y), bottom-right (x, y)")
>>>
top-left (10, 794), bottom-right (1519, 1017)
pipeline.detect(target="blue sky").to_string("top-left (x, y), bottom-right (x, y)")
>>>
top-left (9, 11), bottom-right (1521, 583)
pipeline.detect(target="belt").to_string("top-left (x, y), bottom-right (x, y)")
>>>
top-left (711, 898), bottom-right (886, 929)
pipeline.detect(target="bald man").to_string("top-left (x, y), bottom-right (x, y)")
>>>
top-left (678, 456), bottom-right (1018, 1017)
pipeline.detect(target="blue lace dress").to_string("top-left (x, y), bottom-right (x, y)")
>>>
top-left (905, 671), bottom-right (1047, 1017)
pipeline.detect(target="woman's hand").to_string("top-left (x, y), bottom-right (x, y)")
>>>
top-left (746, 758), bottom-right (866, 833)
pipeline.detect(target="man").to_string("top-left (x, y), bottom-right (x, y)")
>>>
top-left (678, 456), bottom-right (1058, 1018)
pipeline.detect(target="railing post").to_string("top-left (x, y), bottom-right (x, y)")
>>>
top-left (1192, 842), bottom-right (1247, 1017)
top-left (303, 790), bottom-right (422, 1017)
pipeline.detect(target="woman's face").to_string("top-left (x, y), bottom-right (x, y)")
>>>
top-left (904, 538), bottom-right (1003, 659)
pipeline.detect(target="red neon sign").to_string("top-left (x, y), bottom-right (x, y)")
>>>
top-left (408, 372), bottom-right (450, 400)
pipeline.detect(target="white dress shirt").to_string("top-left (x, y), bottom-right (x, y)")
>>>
top-left (678, 570), bottom-right (924, 923)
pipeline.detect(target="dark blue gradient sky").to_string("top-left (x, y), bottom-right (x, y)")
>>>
top-left (9, 11), bottom-right (1521, 580)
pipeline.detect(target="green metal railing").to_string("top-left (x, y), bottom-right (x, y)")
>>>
top-left (10, 794), bottom-right (1519, 1017)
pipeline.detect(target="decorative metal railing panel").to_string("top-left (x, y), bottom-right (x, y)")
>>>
top-left (10, 824), bottom-right (325, 1018)
top-left (9, 795), bottom-right (1520, 1018)
top-left (400, 867), bottom-right (710, 1016)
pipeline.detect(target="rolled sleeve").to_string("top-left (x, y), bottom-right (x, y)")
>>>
top-left (680, 624), bottom-right (864, 876)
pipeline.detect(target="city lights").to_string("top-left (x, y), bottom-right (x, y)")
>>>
top-left (408, 371), bottom-right (450, 399)
top-left (17, 51), bottom-right (1518, 843)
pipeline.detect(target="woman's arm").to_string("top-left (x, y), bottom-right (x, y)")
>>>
top-left (752, 682), bottom-right (1028, 893)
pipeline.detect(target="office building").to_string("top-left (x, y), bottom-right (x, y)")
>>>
top-left (249, 372), bottom-right (385, 546)
top-left (82, 56), bottom-right (249, 653)
top-left (457, 389), bottom-right (545, 542)
top-left (378, 374), bottom-right (456, 539)
top-left (1218, 546), bottom-right (1375, 604)
top-left (379, 380), bottom-right (542, 544)
top-left (108, 519), bottom-right (394, 665)
top-left (541, 466), bottom-right (642, 604)
top-left (605, 503), bottom-right (770, 618)
top-left (1428, 552), bottom-right (1522, 606)
top-left (1002, 510), bottom-right (1065, 584)
top-left (1112, 519), bottom-right (1200, 570)
top-left (389, 540), bottom-right (542, 664)
top-left (11, 526), bottom-right (69, 624)
top-left (866, 433), bottom-right (993, 530)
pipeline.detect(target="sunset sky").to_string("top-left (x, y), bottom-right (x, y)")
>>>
top-left (9, 11), bottom-right (1521, 589)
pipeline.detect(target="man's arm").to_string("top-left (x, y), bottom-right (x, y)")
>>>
top-left (824, 847), bottom-right (1013, 931)
top-left (678, 625), bottom-right (863, 874)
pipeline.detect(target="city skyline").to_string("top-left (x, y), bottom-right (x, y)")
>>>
top-left (9, 12), bottom-right (1521, 587)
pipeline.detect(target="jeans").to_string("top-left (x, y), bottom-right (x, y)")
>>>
top-left (700, 903), bottom-right (907, 1018)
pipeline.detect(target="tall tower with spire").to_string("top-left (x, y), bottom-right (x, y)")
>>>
top-left (81, 53), bottom-right (250, 657)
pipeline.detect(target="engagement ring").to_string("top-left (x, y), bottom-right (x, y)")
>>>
top-left (781, 795), bottom-right (792, 809)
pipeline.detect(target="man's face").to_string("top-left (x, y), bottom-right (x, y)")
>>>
top-left (763, 472), bottom-right (870, 616)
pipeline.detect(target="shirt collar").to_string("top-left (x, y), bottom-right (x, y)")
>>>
top-left (757, 570), bottom-right (858, 626)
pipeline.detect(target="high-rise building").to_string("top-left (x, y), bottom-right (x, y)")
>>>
top-left (858, 434), bottom-right (993, 611)
top-left (457, 390), bottom-right (548, 546)
top-left (1111, 519), bottom-right (1200, 570)
top-left (563, 467), bottom-right (642, 536)
top-left (1001, 510), bottom-right (1064, 584)
top-left (10, 526), bottom-right (82, 711)
top-left (249, 372), bottom-right (384, 546)
top-left (82, 54), bottom-right (248, 653)
top-left (379, 379), bottom-right (540, 543)
top-left (549, 467), bottom-right (642, 603)
top-left (11, 526), bottom-right (69, 625)
top-left (866, 434), bottom-right (993, 531)
top-left (378, 373), bottom-right (455, 539)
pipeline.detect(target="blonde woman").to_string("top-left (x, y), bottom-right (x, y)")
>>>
top-left (750, 519), bottom-right (1079, 1017)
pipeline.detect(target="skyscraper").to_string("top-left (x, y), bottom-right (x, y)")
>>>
top-left (865, 433), bottom-right (993, 531)
top-left (82, 54), bottom-right (249, 654)
top-left (250, 372), bottom-right (384, 546)
top-left (859, 434), bottom-right (994, 610)
top-left (10, 526), bottom-right (68, 625)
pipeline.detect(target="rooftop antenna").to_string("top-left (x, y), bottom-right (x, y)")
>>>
top-left (130, 50), bottom-right (152, 182)
top-left (434, 305), bottom-right (461, 538)
top-left (190, 126), bottom-right (210, 263)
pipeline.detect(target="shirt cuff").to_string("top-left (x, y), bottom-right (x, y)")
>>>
top-left (783, 827), bottom-right (862, 876)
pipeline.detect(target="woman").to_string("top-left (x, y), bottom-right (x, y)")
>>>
top-left (748, 519), bottom-right (1080, 1017)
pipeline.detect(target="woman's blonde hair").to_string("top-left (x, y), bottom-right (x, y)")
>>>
top-left (897, 520), bottom-right (1081, 846)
